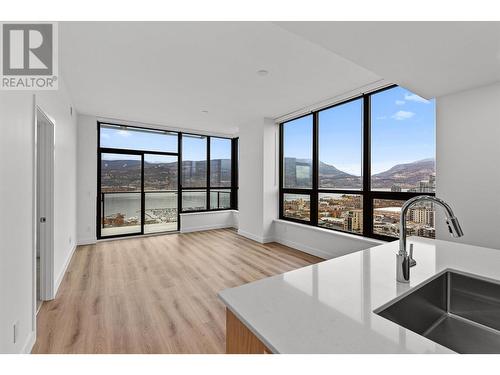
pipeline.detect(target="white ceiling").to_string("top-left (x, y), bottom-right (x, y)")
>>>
top-left (60, 22), bottom-right (380, 135)
top-left (277, 21), bottom-right (500, 99)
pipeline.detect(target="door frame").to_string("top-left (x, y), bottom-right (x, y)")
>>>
top-left (34, 105), bottom-right (55, 307)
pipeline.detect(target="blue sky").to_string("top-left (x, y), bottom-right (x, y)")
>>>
top-left (284, 86), bottom-right (435, 175)
top-left (101, 126), bottom-right (231, 163)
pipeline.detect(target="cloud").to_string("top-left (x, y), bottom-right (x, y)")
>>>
top-left (117, 130), bottom-right (131, 137)
top-left (391, 110), bottom-right (415, 120)
top-left (404, 93), bottom-right (429, 103)
top-left (395, 100), bottom-right (405, 106)
top-left (376, 115), bottom-right (387, 120)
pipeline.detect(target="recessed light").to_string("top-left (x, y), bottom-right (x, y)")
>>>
top-left (257, 69), bottom-right (269, 76)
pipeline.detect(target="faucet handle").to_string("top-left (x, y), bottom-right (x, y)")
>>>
top-left (409, 244), bottom-right (417, 267)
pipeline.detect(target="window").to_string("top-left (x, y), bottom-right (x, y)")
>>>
top-left (98, 123), bottom-right (238, 239)
top-left (319, 99), bottom-right (362, 190)
top-left (283, 115), bottom-right (313, 189)
top-left (283, 193), bottom-right (311, 222)
top-left (318, 193), bottom-right (363, 234)
top-left (182, 135), bottom-right (207, 188)
top-left (371, 86), bottom-right (436, 192)
top-left (279, 85), bottom-right (436, 240)
top-left (180, 134), bottom-right (238, 213)
top-left (210, 137), bottom-right (232, 187)
top-left (100, 124), bottom-right (177, 153)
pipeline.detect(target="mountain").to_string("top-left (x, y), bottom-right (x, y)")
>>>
top-left (318, 161), bottom-right (355, 179)
top-left (372, 158), bottom-right (435, 189)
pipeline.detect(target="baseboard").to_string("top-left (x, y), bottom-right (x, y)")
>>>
top-left (21, 330), bottom-right (36, 354)
top-left (77, 238), bottom-right (97, 245)
top-left (274, 237), bottom-right (332, 260)
top-left (237, 229), bottom-right (274, 244)
top-left (181, 223), bottom-right (236, 233)
top-left (54, 243), bottom-right (77, 297)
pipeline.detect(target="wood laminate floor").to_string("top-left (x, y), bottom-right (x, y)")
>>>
top-left (32, 229), bottom-right (322, 353)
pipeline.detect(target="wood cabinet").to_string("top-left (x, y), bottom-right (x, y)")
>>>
top-left (226, 309), bottom-right (272, 354)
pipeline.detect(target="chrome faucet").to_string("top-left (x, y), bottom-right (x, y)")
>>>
top-left (397, 195), bottom-right (463, 283)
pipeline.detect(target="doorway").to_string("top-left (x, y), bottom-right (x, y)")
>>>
top-left (36, 107), bottom-right (55, 311)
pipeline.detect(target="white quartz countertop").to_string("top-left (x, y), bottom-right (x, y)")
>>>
top-left (218, 237), bottom-right (500, 353)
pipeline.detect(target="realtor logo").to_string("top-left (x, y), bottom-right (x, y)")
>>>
top-left (1, 22), bottom-right (58, 90)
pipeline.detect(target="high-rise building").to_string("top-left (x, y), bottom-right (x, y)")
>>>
top-left (344, 210), bottom-right (363, 233)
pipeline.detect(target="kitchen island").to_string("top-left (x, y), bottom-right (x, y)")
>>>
top-left (219, 237), bottom-right (500, 353)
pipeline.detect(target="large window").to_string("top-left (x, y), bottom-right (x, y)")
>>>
top-left (98, 123), bottom-right (238, 239)
top-left (180, 134), bottom-right (237, 212)
top-left (279, 85), bottom-right (436, 241)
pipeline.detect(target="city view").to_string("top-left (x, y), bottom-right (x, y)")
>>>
top-left (282, 86), bottom-right (436, 238)
top-left (283, 157), bottom-right (436, 238)
top-left (100, 157), bottom-right (231, 234)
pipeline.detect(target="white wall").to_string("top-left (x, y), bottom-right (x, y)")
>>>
top-left (76, 114), bottom-right (98, 245)
top-left (0, 78), bottom-right (77, 353)
top-left (436, 82), bottom-right (500, 249)
top-left (238, 118), bottom-right (278, 242)
top-left (274, 220), bottom-right (383, 259)
top-left (180, 210), bottom-right (238, 233)
top-left (0, 94), bottom-right (36, 354)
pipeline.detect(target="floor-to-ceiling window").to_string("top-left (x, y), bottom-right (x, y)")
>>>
top-left (180, 134), bottom-right (236, 213)
top-left (98, 123), bottom-right (238, 239)
top-left (279, 85), bottom-right (436, 241)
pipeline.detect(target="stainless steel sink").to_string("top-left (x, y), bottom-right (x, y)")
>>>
top-left (375, 270), bottom-right (500, 353)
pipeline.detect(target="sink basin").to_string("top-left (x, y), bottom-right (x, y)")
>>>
top-left (375, 270), bottom-right (500, 353)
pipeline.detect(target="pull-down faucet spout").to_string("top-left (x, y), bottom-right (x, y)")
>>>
top-left (397, 195), bottom-right (463, 283)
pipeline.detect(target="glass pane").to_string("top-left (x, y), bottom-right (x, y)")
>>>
top-left (101, 153), bottom-right (141, 192)
top-left (100, 124), bottom-right (177, 153)
top-left (101, 192), bottom-right (141, 236)
top-left (319, 99), bottom-right (363, 189)
top-left (144, 192), bottom-right (178, 233)
top-left (283, 115), bottom-right (313, 189)
top-left (371, 87), bottom-right (436, 192)
top-left (210, 189), bottom-right (231, 209)
top-left (182, 135), bottom-right (207, 188)
top-left (283, 193), bottom-right (310, 222)
top-left (373, 199), bottom-right (435, 238)
top-left (182, 190), bottom-right (207, 211)
top-left (144, 154), bottom-right (178, 191)
top-left (318, 193), bottom-right (363, 234)
top-left (210, 137), bottom-right (232, 187)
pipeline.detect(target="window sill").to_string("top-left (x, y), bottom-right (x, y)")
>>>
top-left (180, 209), bottom-right (238, 216)
top-left (274, 219), bottom-right (386, 245)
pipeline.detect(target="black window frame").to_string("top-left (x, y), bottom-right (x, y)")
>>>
top-left (97, 122), bottom-right (238, 240)
top-left (278, 85), bottom-right (435, 242)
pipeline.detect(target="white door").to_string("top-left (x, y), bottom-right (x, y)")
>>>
top-left (36, 108), bottom-right (55, 305)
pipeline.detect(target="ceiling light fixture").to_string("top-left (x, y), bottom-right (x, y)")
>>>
top-left (257, 69), bottom-right (269, 76)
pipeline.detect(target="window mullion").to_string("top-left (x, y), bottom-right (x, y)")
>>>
top-left (311, 112), bottom-right (319, 226)
top-left (362, 94), bottom-right (372, 238)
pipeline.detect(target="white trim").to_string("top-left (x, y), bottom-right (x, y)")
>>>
top-left (54, 243), bottom-right (77, 298)
top-left (237, 229), bottom-right (274, 244)
top-left (95, 115), bottom-right (237, 138)
top-left (274, 79), bottom-right (391, 124)
top-left (20, 330), bottom-right (36, 354)
top-left (180, 209), bottom-right (238, 217)
top-left (76, 238), bottom-right (97, 246)
top-left (181, 223), bottom-right (236, 233)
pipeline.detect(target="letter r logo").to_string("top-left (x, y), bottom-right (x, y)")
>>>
top-left (2, 24), bottom-right (53, 75)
